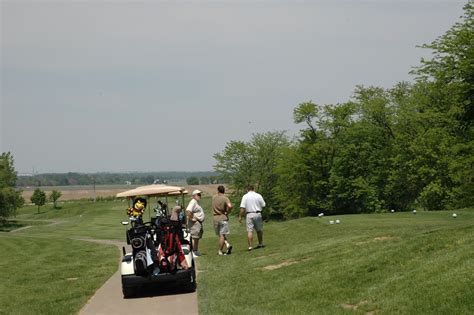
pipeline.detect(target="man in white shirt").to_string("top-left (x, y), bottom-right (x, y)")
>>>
top-left (186, 189), bottom-right (205, 256)
top-left (239, 185), bottom-right (266, 251)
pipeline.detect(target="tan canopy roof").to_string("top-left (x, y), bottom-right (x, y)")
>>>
top-left (116, 184), bottom-right (188, 198)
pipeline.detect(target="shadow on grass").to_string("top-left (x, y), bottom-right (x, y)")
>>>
top-left (0, 221), bottom-right (26, 232)
top-left (128, 282), bottom-right (194, 299)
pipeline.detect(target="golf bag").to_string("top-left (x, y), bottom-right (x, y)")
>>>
top-left (155, 216), bottom-right (186, 273)
top-left (127, 222), bottom-right (155, 276)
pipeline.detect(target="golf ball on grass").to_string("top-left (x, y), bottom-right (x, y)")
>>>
top-left (335, 219), bottom-right (340, 224)
top-left (413, 209), bottom-right (417, 214)
top-left (452, 213), bottom-right (457, 218)
top-left (329, 220), bottom-right (335, 225)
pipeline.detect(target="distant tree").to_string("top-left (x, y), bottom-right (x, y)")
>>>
top-left (0, 152), bottom-right (24, 223)
top-left (186, 177), bottom-right (199, 185)
top-left (49, 190), bottom-right (62, 209)
top-left (31, 188), bottom-right (46, 214)
top-left (145, 175), bottom-right (155, 184)
top-left (199, 177), bottom-right (210, 185)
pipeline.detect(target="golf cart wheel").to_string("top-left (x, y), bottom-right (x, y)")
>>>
top-left (122, 286), bottom-right (136, 299)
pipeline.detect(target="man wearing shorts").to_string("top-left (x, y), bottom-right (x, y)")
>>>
top-left (212, 185), bottom-right (233, 256)
top-left (186, 190), bottom-right (205, 257)
top-left (239, 185), bottom-right (266, 251)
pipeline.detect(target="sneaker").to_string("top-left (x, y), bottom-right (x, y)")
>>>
top-left (218, 250), bottom-right (227, 256)
top-left (226, 244), bottom-right (233, 255)
top-left (248, 246), bottom-right (253, 251)
top-left (256, 244), bottom-right (265, 249)
top-left (193, 251), bottom-right (202, 257)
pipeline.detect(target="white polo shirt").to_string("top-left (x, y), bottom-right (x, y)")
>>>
top-left (240, 191), bottom-right (266, 213)
top-left (186, 198), bottom-right (205, 222)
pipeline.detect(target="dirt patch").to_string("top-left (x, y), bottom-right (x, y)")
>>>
top-left (22, 189), bottom-right (126, 201)
top-left (262, 258), bottom-right (311, 270)
top-left (183, 184), bottom-right (227, 196)
top-left (21, 184), bottom-right (226, 201)
top-left (341, 300), bottom-right (369, 311)
top-left (356, 236), bottom-right (396, 245)
top-left (263, 260), bottom-right (298, 270)
top-left (374, 236), bottom-right (395, 241)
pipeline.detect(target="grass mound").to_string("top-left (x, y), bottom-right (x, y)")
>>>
top-left (197, 208), bottom-right (474, 314)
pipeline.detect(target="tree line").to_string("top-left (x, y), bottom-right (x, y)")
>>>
top-left (16, 171), bottom-right (220, 187)
top-left (214, 2), bottom-right (473, 218)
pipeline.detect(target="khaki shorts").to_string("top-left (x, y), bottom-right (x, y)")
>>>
top-left (246, 213), bottom-right (263, 232)
top-left (190, 221), bottom-right (203, 239)
top-left (214, 220), bottom-right (230, 235)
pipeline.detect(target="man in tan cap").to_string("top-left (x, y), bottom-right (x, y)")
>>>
top-left (186, 190), bottom-right (205, 256)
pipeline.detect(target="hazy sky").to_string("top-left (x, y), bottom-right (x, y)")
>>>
top-left (1, 0), bottom-right (466, 173)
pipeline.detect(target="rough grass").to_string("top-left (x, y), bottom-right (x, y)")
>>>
top-left (196, 204), bottom-right (474, 314)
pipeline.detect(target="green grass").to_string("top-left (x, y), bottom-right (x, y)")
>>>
top-left (0, 200), bottom-right (128, 315)
top-left (0, 235), bottom-right (118, 315)
top-left (2, 198), bottom-right (473, 314)
top-left (196, 202), bottom-right (474, 314)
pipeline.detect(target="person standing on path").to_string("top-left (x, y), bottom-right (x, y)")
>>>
top-left (186, 190), bottom-right (205, 257)
top-left (212, 185), bottom-right (233, 255)
top-left (239, 185), bottom-right (266, 251)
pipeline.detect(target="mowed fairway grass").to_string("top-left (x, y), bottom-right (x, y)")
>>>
top-left (197, 198), bottom-right (473, 314)
top-left (1, 197), bottom-right (473, 314)
top-left (0, 200), bottom-right (127, 315)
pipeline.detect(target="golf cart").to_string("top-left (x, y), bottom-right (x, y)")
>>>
top-left (117, 185), bottom-right (196, 298)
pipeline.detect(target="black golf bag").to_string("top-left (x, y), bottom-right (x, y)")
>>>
top-left (127, 221), bottom-right (156, 276)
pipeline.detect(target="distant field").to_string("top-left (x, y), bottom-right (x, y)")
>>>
top-left (20, 184), bottom-right (223, 201)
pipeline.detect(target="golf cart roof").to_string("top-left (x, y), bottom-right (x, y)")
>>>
top-left (116, 184), bottom-right (188, 198)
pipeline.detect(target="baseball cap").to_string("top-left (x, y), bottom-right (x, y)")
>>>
top-left (192, 189), bottom-right (202, 195)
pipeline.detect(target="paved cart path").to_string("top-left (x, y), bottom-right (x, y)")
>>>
top-left (78, 239), bottom-right (198, 315)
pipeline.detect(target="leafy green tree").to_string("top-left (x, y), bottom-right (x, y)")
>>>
top-left (411, 2), bottom-right (474, 208)
top-left (413, 1), bottom-right (473, 126)
top-left (217, 2), bottom-right (473, 217)
top-left (0, 152), bottom-right (24, 223)
top-left (275, 101), bottom-right (356, 217)
top-left (49, 190), bottom-right (62, 209)
top-left (31, 188), bottom-right (46, 214)
top-left (214, 140), bottom-right (254, 195)
top-left (214, 131), bottom-right (289, 210)
top-left (186, 176), bottom-right (199, 185)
